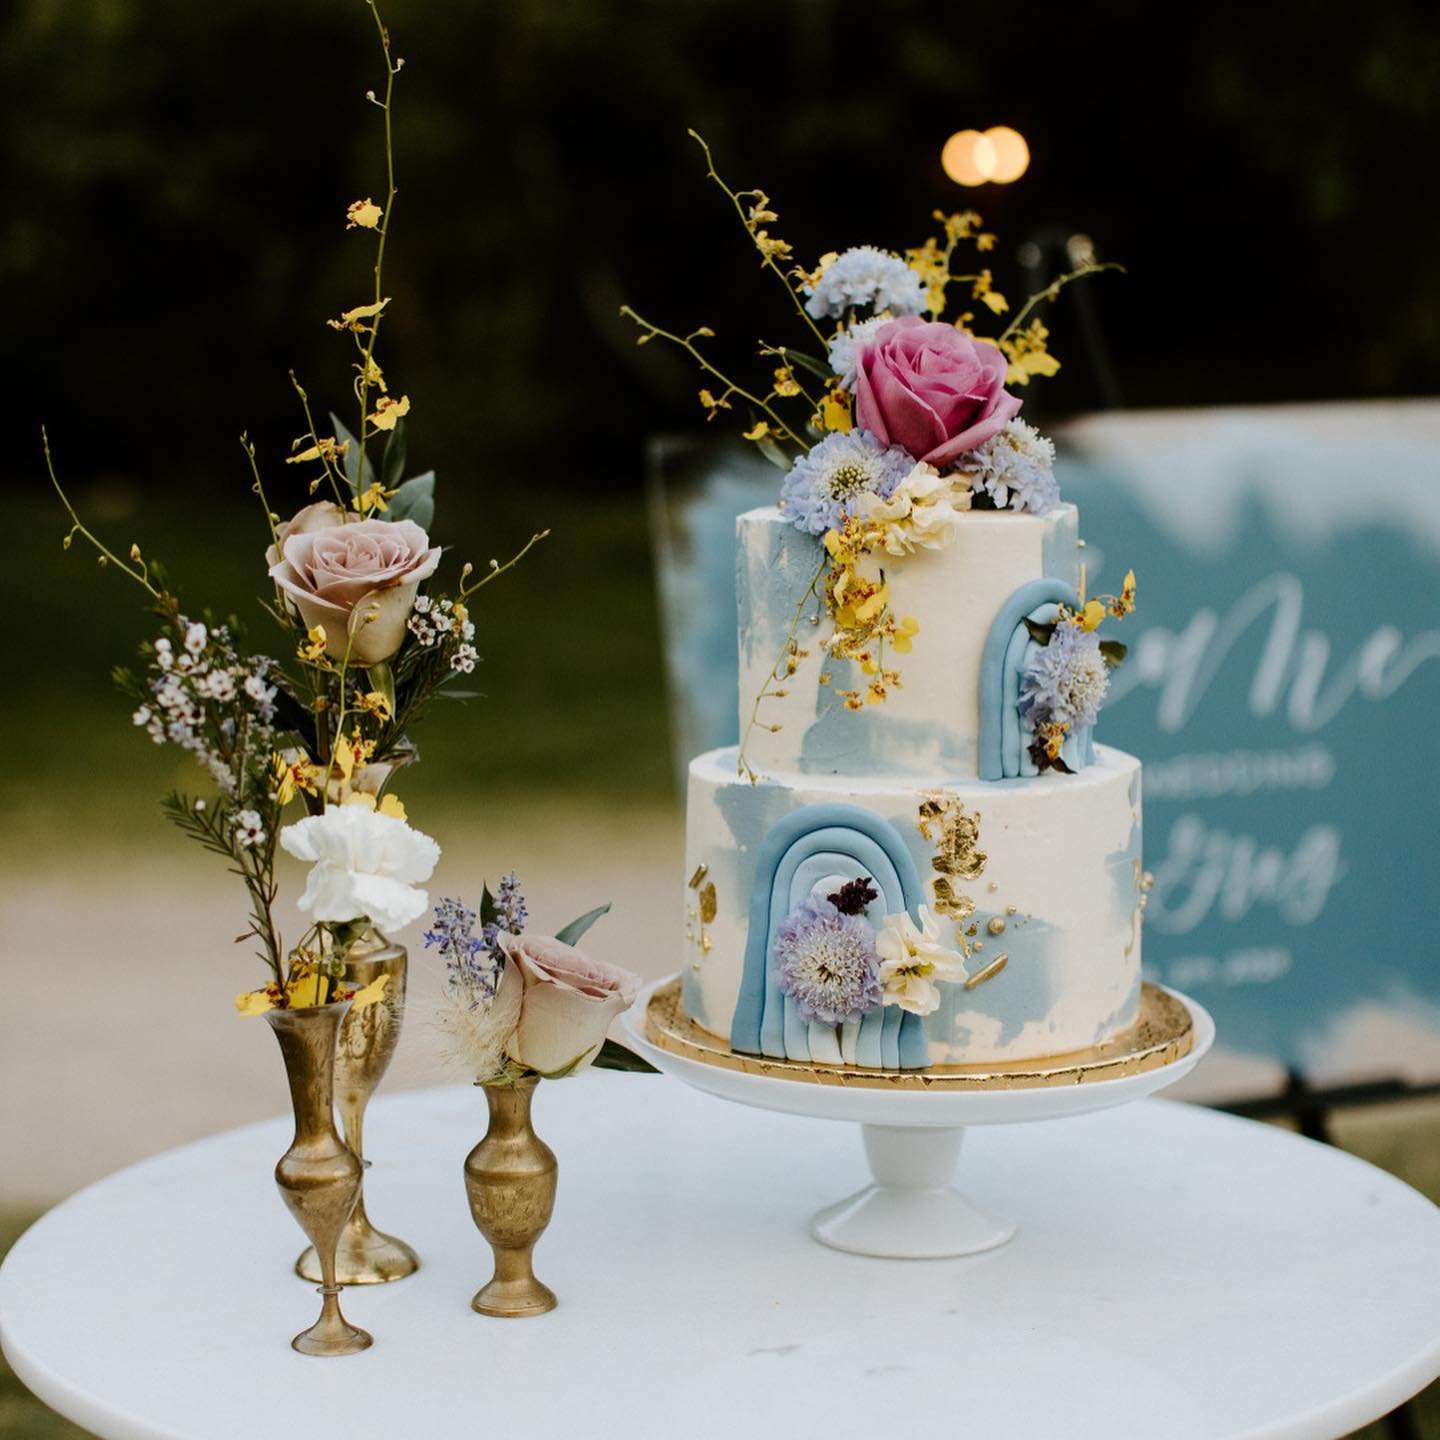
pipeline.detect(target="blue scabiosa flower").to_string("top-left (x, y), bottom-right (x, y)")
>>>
top-left (774, 896), bottom-right (883, 1025)
top-left (962, 419), bottom-right (1061, 515)
top-left (803, 247), bottom-right (928, 321)
top-left (1019, 620), bottom-right (1110, 732)
top-left (780, 430), bottom-right (913, 536)
top-left (825, 314), bottom-right (892, 391)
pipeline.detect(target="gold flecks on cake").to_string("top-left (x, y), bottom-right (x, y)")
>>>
top-left (987, 916), bottom-right (1007, 936)
top-left (687, 863), bottom-right (709, 890)
top-left (1006, 904), bottom-right (1018, 915)
top-left (698, 881), bottom-right (718, 924)
top-left (919, 792), bottom-right (997, 956)
top-left (701, 931), bottom-right (713, 953)
top-left (964, 954), bottom-right (1009, 989)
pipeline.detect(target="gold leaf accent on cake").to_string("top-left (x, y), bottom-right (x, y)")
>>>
top-left (964, 954), bottom-right (1009, 989)
top-left (701, 930), bottom-right (713, 954)
top-left (688, 863), bottom-right (710, 889)
top-left (987, 917), bottom-right (1007, 936)
top-left (918, 793), bottom-right (987, 880)
top-left (698, 881), bottom-right (718, 924)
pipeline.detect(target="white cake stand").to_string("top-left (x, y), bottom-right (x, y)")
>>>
top-left (622, 976), bottom-right (1214, 1259)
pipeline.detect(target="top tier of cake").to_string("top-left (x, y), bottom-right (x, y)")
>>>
top-left (737, 503), bottom-right (1082, 779)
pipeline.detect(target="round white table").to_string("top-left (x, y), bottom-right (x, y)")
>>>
top-left (2, 1073), bottom-right (1438, 1440)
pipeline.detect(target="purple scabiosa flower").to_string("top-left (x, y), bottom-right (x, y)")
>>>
top-left (1019, 619), bottom-right (1109, 732)
top-left (773, 896), bottom-right (883, 1025)
top-left (961, 419), bottom-right (1060, 515)
top-left (426, 896), bottom-right (496, 1000)
top-left (779, 430), bottom-right (913, 536)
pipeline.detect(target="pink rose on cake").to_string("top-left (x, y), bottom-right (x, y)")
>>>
top-left (495, 933), bottom-right (642, 1075)
top-left (853, 316), bottom-right (1021, 469)
top-left (269, 515), bottom-right (441, 665)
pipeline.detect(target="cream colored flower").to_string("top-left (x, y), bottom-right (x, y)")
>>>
top-left (857, 463), bottom-right (972, 556)
top-left (347, 198), bottom-right (383, 229)
top-left (875, 906), bottom-right (968, 1015)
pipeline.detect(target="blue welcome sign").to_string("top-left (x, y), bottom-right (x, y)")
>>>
top-left (1060, 402), bottom-right (1440, 1094)
top-left (650, 403), bottom-right (1440, 1097)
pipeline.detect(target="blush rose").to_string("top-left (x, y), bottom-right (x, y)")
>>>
top-left (269, 516), bottom-right (441, 665)
top-left (495, 933), bottom-right (641, 1075)
top-left (853, 316), bottom-right (1021, 468)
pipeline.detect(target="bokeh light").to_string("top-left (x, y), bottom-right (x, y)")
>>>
top-left (941, 126), bottom-right (1030, 186)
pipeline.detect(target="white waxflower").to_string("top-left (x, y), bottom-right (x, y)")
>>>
top-left (875, 906), bottom-right (968, 1016)
top-left (233, 810), bottom-right (266, 848)
top-left (183, 621), bottom-right (208, 656)
top-left (279, 802), bottom-right (441, 934)
top-left (857, 464), bottom-right (973, 556)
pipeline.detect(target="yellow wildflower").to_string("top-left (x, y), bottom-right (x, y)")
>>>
top-left (752, 231), bottom-right (792, 263)
top-left (699, 388), bottom-right (731, 420)
top-left (348, 972), bottom-right (392, 1010)
top-left (821, 390), bottom-right (853, 433)
top-left (357, 354), bottom-right (386, 392)
top-left (327, 297), bottom-right (391, 332)
top-left (746, 193), bottom-right (779, 226)
top-left (352, 481), bottom-right (390, 516)
top-left (772, 366), bottom-right (801, 398)
top-left (355, 690), bottom-right (393, 722)
top-left (369, 394), bottom-right (411, 431)
top-left (1080, 599), bottom-right (1106, 632)
top-left (866, 680), bottom-right (888, 705)
top-left (273, 753), bottom-right (321, 805)
top-left (286, 435), bottom-right (349, 467)
top-left (346, 198), bottom-right (383, 229)
top-left (298, 626), bottom-right (328, 664)
top-left (890, 614), bottom-right (920, 654)
top-left (742, 421), bottom-right (771, 442)
top-left (973, 270), bottom-right (1009, 315)
top-left (1109, 569), bottom-right (1137, 618)
top-left (999, 319), bottom-right (1061, 386)
top-left (453, 602), bottom-right (469, 626)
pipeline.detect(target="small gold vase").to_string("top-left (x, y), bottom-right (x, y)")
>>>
top-left (296, 929), bottom-right (420, 1285)
top-left (266, 1003), bottom-right (373, 1356)
top-left (464, 1075), bottom-right (558, 1317)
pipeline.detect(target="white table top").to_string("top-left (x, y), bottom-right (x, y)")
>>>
top-left (2, 1073), bottom-right (1438, 1440)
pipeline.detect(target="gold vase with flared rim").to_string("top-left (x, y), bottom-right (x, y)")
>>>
top-left (266, 1002), bottom-right (373, 1356)
top-left (464, 1075), bottom-right (558, 1318)
top-left (296, 928), bottom-right (420, 1285)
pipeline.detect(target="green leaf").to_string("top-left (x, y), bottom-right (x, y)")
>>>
top-left (532, 1045), bottom-right (599, 1080)
top-left (480, 884), bottom-right (499, 929)
top-left (554, 902), bottom-right (610, 947)
top-left (329, 412), bottom-right (374, 490)
top-left (367, 660), bottom-right (396, 717)
top-left (381, 420), bottom-right (408, 493)
top-left (387, 471), bottom-right (435, 529)
top-left (1098, 639), bottom-right (1129, 668)
top-left (590, 1038), bottom-right (659, 1074)
top-left (1023, 617), bottom-right (1056, 646)
top-left (755, 434), bottom-right (791, 472)
top-left (435, 688), bottom-right (483, 701)
top-left (780, 348), bottom-right (834, 381)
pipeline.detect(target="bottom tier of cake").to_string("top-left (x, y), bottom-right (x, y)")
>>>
top-left (682, 744), bottom-right (1145, 1068)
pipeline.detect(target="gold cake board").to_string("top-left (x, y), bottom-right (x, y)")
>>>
top-left (645, 978), bottom-right (1193, 1092)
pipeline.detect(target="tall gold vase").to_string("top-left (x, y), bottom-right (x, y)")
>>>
top-left (296, 928), bottom-right (420, 1284)
top-left (464, 1076), bottom-right (558, 1317)
top-left (266, 1003), bottom-right (373, 1356)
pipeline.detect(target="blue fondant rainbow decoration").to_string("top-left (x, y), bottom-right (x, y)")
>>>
top-left (730, 803), bottom-right (928, 1070)
top-left (979, 577), bottom-right (1096, 780)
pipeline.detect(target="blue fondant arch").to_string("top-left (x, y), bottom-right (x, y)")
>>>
top-left (731, 803), bottom-right (929, 1070)
top-left (978, 577), bottom-right (1081, 781)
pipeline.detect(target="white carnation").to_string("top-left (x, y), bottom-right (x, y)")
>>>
top-left (279, 803), bottom-right (441, 933)
top-left (803, 247), bottom-right (927, 321)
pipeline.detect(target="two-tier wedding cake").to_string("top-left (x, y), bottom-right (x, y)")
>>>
top-left (625, 173), bottom-right (1139, 1074)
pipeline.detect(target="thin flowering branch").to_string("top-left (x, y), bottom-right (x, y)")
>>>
top-left (354, 0), bottom-right (402, 486)
top-left (619, 306), bottom-right (808, 450)
top-left (737, 553), bottom-right (827, 783)
top-left (998, 261), bottom-right (1126, 345)
top-left (459, 530), bottom-right (551, 598)
top-left (288, 371), bottom-right (352, 511)
top-left (240, 433), bottom-right (280, 552)
top-left (687, 129), bottom-right (829, 349)
top-left (43, 429), bottom-right (164, 599)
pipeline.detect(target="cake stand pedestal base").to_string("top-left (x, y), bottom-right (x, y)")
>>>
top-left (811, 1125), bottom-right (1015, 1258)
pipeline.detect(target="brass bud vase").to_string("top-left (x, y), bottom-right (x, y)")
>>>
top-left (464, 1075), bottom-right (558, 1317)
top-left (297, 929), bottom-right (420, 1285)
top-left (266, 1003), bottom-right (373, 1356)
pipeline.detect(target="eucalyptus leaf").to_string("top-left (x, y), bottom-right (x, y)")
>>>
top-left (381, 420), bottom-right (408, 492)
top-left (435, 688), bottom-right (483, 700)
top-left (779, 348), bottom-right (833, 381)
top-left (590, 1039), bottom-right (660, 1074)
top-left (1098, 639), bottom-right (1129, 668)
top-left (1023, 617), bottom-right (1056, 646)
top-left (329, 412), bottom-right (374, 489)
top-left (554, 902), bottom-right (611, 947)
top-left (756, 434), bottom-right (791, 472)
top-left (367, 660), bottom-right (396, 718)
top-left (387, 471), bottom-right (436, 529)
